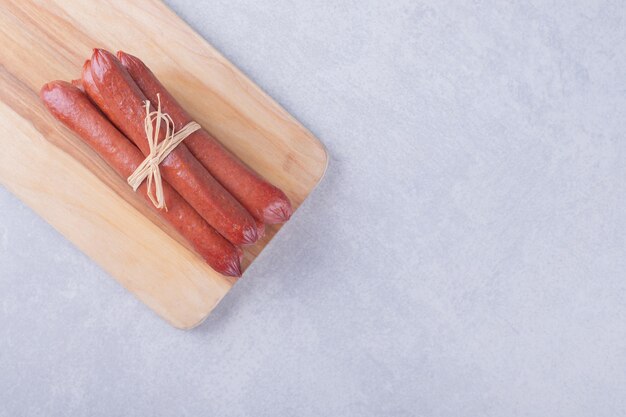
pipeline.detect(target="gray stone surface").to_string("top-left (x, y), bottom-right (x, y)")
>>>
top-left (1, 1), bottom-right (626, 416)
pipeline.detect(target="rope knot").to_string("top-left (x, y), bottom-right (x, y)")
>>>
top-left (127, 93), bottom-right (201, 210)
top-left (148, 156), bottom-right (160, 169)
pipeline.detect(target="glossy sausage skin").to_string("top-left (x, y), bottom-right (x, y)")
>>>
top-left (70, 79), bottom-right (84, 92)
top-left (40, 81), bottom-right (243, 277)
top-left (82, 49), bottom-right (258, 245)
top-left (117, 51), bottom-right (293, 224)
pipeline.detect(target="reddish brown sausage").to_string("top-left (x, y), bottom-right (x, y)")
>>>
top-left (70, 79), bottom-right (84, 92)
top-left (117, 51), bottom-right (293, 224)
top-left (40, 80), bottom-right (243, 277)
top-left (82, 49), bottom-right (258, 245)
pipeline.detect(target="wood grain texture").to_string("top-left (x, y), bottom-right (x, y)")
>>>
top-left (0, 0), bottom-right (328, 328)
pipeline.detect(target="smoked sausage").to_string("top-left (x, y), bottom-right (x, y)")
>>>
top-left (117, 51), bottom-right (293, 224)
top-left (40, 80), bottom-right (243, 277)
top-left (70, 78), bottom-right (84, 92)
top-left (82, 49), bottom-right (259, 245)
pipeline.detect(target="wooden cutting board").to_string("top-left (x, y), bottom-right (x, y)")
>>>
top-left (0, 0), bottom-right (327, 328)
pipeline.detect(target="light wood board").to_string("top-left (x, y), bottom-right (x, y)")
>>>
top-left (0, 0), bottom-right (328, 329)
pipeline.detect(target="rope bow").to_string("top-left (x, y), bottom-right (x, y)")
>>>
top-left (127, 94), bottom-right (200, 210)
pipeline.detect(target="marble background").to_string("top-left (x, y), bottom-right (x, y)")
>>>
top-left (1, 1), bottom-right (625, 416)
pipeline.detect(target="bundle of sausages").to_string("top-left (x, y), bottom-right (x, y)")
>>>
top-left (40, 49), bottom-right (292, 277)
